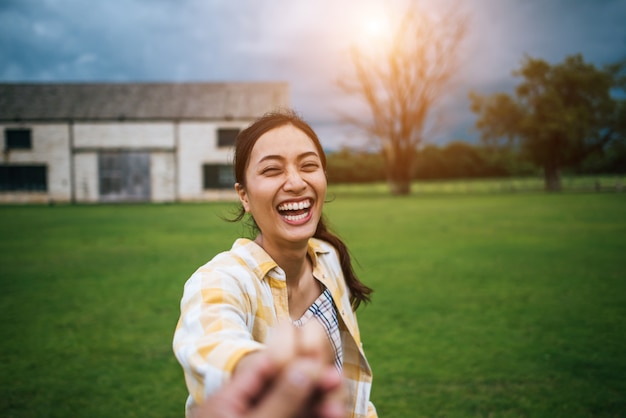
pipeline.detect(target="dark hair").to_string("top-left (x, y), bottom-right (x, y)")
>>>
top-left (232, 109), bottom-right (372, 310)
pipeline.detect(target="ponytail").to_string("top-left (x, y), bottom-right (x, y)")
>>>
top-left (314, 217), bottom-right (373, 310)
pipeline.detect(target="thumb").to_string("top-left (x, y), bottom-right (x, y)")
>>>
top-left (247, 359), bottom-right (320, 418)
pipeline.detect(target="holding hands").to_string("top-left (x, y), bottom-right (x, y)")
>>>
top-left (194, 322), bottom-right (347, 418)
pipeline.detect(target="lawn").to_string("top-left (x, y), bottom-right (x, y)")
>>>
top-left (1, 189), bottom-right (625, 417)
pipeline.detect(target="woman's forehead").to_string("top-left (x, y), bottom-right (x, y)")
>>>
top-left (250, 125), bottom-right (320, 162)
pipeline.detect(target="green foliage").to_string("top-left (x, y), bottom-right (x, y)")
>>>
top-left (326, 143), bottom-right (538, 183)
top-left (575, 139), bottom-right (626, 175)
top-left (414, 142), bottom-right (536, 179)
top-left (1, 191), bottom-right (625, 417)
top-left (470, 54), bottom-right (626, 191)
top-left (326, 148), bottom-right (386, 183)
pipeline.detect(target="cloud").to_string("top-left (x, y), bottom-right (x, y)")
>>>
top-left (1, 0), bottom-right (625, 148)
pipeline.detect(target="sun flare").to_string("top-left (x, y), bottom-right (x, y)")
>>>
top-left (352, 11), bottom-right (392, 52)
top-left (363, 17), bottom-right (389, 39)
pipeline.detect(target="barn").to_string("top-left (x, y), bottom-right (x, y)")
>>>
top-left (0, 82), bottom-right (289, 203)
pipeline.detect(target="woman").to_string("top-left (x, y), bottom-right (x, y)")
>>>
top-left (173, 110), bottom-right (377, 418)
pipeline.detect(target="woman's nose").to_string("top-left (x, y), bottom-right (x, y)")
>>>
top-left (283, 168), bottom-right (306, 192)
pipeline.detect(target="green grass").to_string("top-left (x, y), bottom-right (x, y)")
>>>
top-left (328, 175), bottom-right (625, 197)
top-left (1, 190), bottom-right (625, 417)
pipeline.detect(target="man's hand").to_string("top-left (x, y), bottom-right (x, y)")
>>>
top-left (194, 322), bottom-right (347, 418)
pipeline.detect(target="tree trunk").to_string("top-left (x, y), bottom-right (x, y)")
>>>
top-left (388, 179), bottom-right (411, 195)
top-left (384, 144), bottom-right (414, 195)
top-left (543, 164), bottom-right (562, 192)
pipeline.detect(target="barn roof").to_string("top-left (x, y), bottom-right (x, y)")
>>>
top-left (0, 82), bottom-right (290, 122)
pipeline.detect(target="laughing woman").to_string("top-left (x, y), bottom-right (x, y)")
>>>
top-left (173, 110), bottom-right (377, 418)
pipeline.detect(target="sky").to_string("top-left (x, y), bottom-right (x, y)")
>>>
top-left (1, 0), bottom-right (625, 150)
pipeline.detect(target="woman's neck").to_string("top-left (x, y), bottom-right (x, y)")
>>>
top-left (254, 234), bottom-right (309, 285)
top-left (255, 234), bottom-right (322, 319)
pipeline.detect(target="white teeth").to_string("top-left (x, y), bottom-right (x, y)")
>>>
top-left (283, 212), bottom-right (308, 221)
top-left (278, 200), bottom-right (311, 211)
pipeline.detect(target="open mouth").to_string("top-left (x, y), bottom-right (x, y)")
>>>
top-left (277, 199), bottom-right (312, 222)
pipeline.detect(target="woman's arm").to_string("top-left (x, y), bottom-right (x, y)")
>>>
top-left (173, 267), bottom-right (266, 402)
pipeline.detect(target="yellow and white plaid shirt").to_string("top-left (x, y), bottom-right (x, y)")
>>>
top-left (173, 238), bottom-right (377, 418)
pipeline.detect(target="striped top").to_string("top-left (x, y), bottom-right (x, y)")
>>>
top-left (173, 238), bottom-right (377, 418)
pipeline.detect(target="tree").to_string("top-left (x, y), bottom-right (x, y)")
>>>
top-left (470, 54), bottom-right (626, 191)
top-left (338, 3), bottom-right (467, 195)
top-left (326, 148), bottom-right (385, 183)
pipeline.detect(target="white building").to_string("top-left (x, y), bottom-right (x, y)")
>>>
top-left (0, 82), bottom-right (289, 203)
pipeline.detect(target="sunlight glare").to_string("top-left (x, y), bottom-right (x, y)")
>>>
top-left (354, 11), bottom-right (392, 53)
top-left (364, 17), bottom-right (389, 39)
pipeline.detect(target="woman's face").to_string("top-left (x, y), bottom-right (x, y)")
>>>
top-left (236, 124), bottom-right (327, 248)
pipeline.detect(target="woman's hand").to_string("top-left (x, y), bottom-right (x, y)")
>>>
top-left (195, 322), bottom-right (346, 418)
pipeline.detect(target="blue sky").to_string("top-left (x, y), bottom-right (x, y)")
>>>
top-left (1, 0), bottom-right (625, 149)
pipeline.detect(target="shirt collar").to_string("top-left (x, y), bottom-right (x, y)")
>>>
top-left (231, 238), bottom-right (330, 282)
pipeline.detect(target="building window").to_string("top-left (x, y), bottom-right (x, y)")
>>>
top-left (0, 165), bottom-right (47, 191)
top-left (5, 128), bottom-right (32, 150)
top-left (203, 164), bottom-right (235, 189)
top-left (217, 128), bottom-right (240, 148)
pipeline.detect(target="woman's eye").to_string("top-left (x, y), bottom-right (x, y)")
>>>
top-left (261, 167), bottom-right (281, 175)
top-left (302, 162), bottom-right (320, 171)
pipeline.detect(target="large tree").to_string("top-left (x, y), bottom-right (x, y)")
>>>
top-left (338, 3), bottom-right (467, 195)
top-left (470, 54), bottom-right (626, 191)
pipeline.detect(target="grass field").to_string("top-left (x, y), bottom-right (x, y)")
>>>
top-left (1, 188), bottom-right (625, 417)
top-left (328, 175), bottom-right (625, 197)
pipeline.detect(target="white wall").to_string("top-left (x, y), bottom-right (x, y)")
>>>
top-left (73, 122), bottom-right (177, 203)
top-left (73, 122), bottom-right (175, 148)
top-left (1, 119), bottom-right (244, 203)
top-left (73, 152), bottom-right (99, 203)
top-left (177, 121), bottom-right (246, 201)
top-left (0, 123), bottom-right (71, 203)
top-left (151, 152), bottom-right (176, 202)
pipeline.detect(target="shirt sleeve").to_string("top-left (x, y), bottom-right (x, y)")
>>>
top-left (172, 265), bottom-right (265, 404)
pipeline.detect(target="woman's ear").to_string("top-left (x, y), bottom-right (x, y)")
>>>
top-left (235, 183), bottom-right (250, 212)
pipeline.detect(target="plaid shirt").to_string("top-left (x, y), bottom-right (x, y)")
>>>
top-left (293, 287), bottom-right (343, 373)
top-left (173, 238), bottom-right (377, 418)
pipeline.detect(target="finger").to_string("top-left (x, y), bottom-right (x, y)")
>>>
top-left (266, 321), bottom-right (297, 367)
top-left (317, 365), bottom-right (343, 393)
top-left (316, 367), bottom-right (349, 418)
top-left (296, 321), bottom-right (334, 364)
top-left (247, 358), bottom-right (320, 418)
top-left (216, 353), bottom-right (277, 412)
top-left (318, 398), bottom-right (349, 418)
